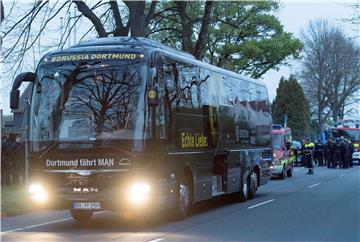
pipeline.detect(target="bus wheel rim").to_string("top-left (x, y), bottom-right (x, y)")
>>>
top-left (179, 183), bottom-right (190, 211)
top-left (243, 183), bottom-right (248, 196)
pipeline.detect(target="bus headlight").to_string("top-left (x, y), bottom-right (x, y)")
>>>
top-left (129, 183), bottom-right (150, 204)
top-left (28, 184), bottom-right (47, 202)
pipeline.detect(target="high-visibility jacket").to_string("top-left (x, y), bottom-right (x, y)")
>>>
top-left (304, 142), bottom-right (315, 154)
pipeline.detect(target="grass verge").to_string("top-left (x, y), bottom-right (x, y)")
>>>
top-left (1, 185), bottom-right (30, 218)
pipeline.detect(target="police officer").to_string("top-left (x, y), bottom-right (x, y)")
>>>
top-left (334, 138), bottom-right (342, 168)
top-left (315, 138), bottom-right (324, 166)
top-left (304, 138), bottom-right (315, 174)
top-left (292, 140), bottom-right (301, 166)
top-left (340, 136), bottom-right (348, 168)
top-left (348, 140), bottom-right (354, 167)
top-left (328, 139), bottom-right (336, 168)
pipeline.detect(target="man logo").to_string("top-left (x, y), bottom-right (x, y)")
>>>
top-left (73, 187), bottom-right (98, 193)
top-left (119, 158), bottom-right (131, 167)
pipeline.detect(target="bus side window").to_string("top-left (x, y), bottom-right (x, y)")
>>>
top-left (199, 69), bottom-right (210, 105)
top-left (155, 66), bottom-right (167, 139)
top-left (177, 63), bottom-right (200, 110)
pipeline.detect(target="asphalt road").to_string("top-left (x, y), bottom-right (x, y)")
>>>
top-left (1, 166), bottom-right (359, 242)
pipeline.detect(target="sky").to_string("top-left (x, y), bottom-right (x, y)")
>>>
top-left (0, 0), bottom-right (359, 116)
top-left (261, 0), bottom-right (359, 102)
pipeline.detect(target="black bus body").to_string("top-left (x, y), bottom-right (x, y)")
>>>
top-left (11, 37), bottom-right (272, 221)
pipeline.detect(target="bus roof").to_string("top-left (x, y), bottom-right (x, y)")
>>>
top-left (47, 37), bottom-right (266, 88)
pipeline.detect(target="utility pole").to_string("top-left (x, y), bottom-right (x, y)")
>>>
top-left (73, 5), bottom-right (77, 45)
top-left (68, 11), bottom-right (71, 47)
top-left (60, 16), bottom-right (63, 49)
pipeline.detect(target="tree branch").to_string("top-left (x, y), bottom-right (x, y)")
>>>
top-left (74, 0), bottom-right (107, 37)
top-left (145, 0), bottom-right (157, 27)
top-left (194, 0), bottom-right (214, 60)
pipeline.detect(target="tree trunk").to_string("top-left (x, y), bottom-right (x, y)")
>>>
top-left (125, 1), bottom-right (157, 37)
top-left (1, 1), bottom-right (4, 23)
top-left (318, 106), bottom-right (324, 135)
top-left (129, 2), bottom-right (146, 36)
top-left (176, 1), bottom-right (194, 54)
top-left (193, 1), bottom-right (214, 60)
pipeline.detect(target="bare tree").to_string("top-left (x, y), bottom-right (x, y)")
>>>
top-left (1, 0), bottom-right (158, 88)
top-left (300, 19), bottom-right (360, 132)
top-left (1, 1), bottom-right (4, 23)
top-left (344, 0), bottom-right (360, 37)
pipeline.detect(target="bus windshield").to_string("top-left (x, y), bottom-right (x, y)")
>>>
top-left (30, 59), bottom-right (149, 147)
top-left (332, 129), bottom-right (360, 142)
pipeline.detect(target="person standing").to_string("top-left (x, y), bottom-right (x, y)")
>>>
top-left (292, 140), bottom-right (301, 166)
top-left (339, 136), bottom-right (347, 168)
top-left (334, 138), bottom-right (342, 168)
top-left (315, 139), bottom-right (324, 166)
top-left (304, 138), bottom-right (315, 174)
top-left (1, 134), bottom-right (13, 185)
top-left (326, 138), bottom-right (335, 168)
top-left (348, 140), bottom-right (354, 167)
top-left (11, 134), bottom-right (25, 185)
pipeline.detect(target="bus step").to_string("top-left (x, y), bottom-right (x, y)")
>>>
top-left (212, 191), bottom-right (226, 196)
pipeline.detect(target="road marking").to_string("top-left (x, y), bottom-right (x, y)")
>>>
top-left (247, 199), bottom-right (275, 209)
top-left (0, 217), bottom-right (73, 234)
top-left (0, 211), bottom-right (106, 234)
top-left (308, 183), bottom-right (321, 188)
top-left (340, 174), bottom-right (346, 177)
top-left (148, 238), bottom-right (164, 242)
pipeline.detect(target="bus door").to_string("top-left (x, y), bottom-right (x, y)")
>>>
top-left (218, 104), bottom-right (239, 194)
top-left (202, 104), bottom-right (226, 195)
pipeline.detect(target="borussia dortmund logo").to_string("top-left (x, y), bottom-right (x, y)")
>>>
top-left (148, 90), bottom-right (157, 99)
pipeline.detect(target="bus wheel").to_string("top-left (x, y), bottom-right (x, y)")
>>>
top-left (70, 209), bottom-right (93, 222)
top-left (170, 177), bottom-right (191, 220)
top-left (238, 175), bottom-right (250, 202)
top-left (248, 171), bottom-right (257, 200)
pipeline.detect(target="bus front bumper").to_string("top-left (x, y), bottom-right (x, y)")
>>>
top-left (27, 183), bottom-right (173, 213)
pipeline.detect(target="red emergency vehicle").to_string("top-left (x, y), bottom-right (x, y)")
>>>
top-left (332, 119), bottom-right (360, 164)
top-left (271, 125), bottom-right (294, 179)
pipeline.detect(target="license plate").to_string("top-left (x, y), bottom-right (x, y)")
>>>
top-left (73, 202), bottom-right (100, 210)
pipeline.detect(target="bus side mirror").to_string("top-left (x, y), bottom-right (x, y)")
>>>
top-left (10, 72), bottom-right (35, 110)
top-left (10, 90), bottom-right (20, 109)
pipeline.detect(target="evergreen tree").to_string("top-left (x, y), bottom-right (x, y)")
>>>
top-left (272, 75), bottom-right (310, 140)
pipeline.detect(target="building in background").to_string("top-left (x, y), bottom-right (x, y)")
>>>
top-left (1, 83), bottom-right (32, 138)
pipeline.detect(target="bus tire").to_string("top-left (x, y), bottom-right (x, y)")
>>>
top-left (248, 171), bottom-right (257, 200)
top-left (170, 176), bottom-right (191, 221)
top-left (70, 209), bottom-right (93, 222)
top-left (238, 174), bottom-right (250, 202)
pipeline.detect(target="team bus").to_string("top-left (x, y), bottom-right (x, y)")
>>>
top-left (10, 37), bottom-right (273, 222)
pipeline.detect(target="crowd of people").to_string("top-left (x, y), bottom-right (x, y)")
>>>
top-left (292, 136), bottom-right (355, 175)
top-left (1, 134), bottom-right (25, 186)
